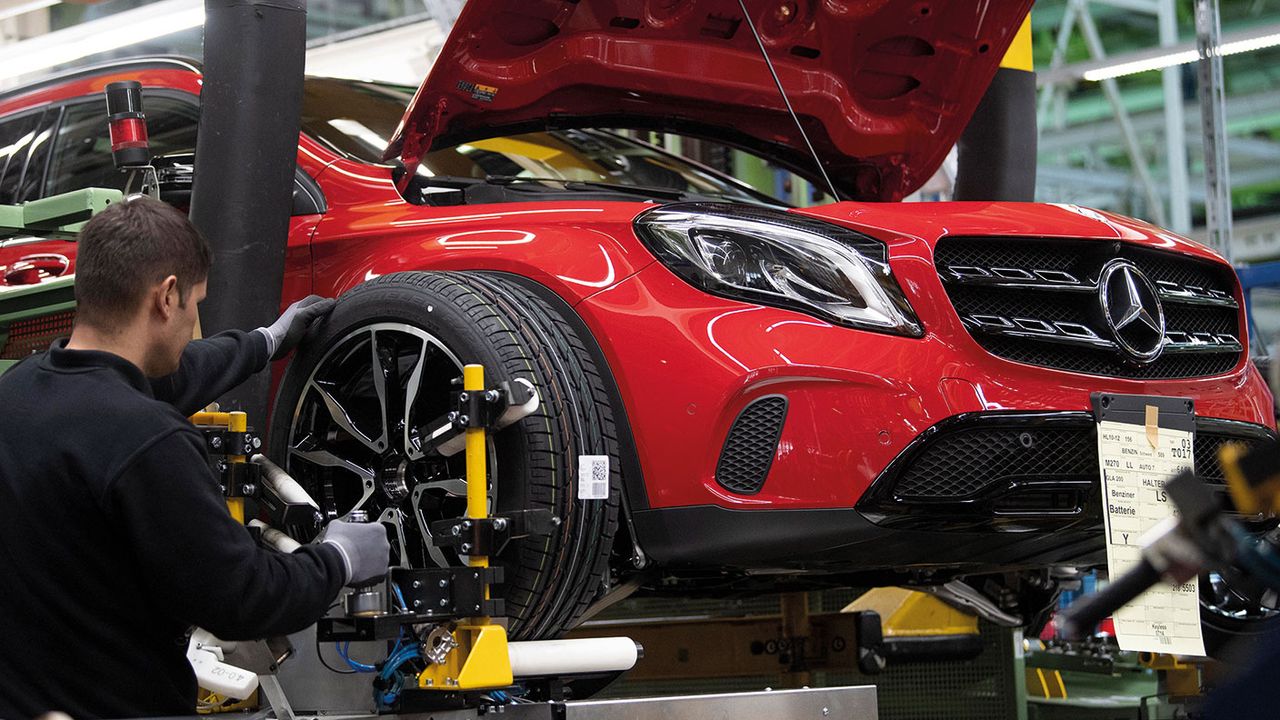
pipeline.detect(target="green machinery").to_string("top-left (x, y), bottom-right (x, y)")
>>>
top-left (0, 187), bottom-right (122, 374)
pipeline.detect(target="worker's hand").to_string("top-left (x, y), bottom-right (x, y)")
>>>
top-left (318, 519), bottom-right (390, 586)
top-left (256, 295), bottom-right (336, 361)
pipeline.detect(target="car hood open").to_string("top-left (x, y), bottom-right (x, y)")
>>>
top-left (385, 0), bottom-right (1033, 201)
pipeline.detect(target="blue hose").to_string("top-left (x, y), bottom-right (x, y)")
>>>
top-left (380, 644), bottom-right (421, 681)
top-left (374, 643), bottom-right (423, 707)
top-left (337, 642), bottom-right (378, 673)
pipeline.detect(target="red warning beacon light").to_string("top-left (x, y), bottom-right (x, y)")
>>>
top-left (104, 80), bottom-right (150, 168)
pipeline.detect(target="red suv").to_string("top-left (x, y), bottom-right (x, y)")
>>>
top-left (0, 1), bottom-right (1273, 645)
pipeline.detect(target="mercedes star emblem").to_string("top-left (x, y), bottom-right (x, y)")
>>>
top-left (1098, 259), bottom-right (1166, 363)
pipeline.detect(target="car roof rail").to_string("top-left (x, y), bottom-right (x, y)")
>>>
top-left (0, 55), bottom-right (204, 105)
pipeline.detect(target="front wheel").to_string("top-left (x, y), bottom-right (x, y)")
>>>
top-left (269, 271), bottom-right (623, 639)
top-left (1199, 531), bottom-right (1280, 655)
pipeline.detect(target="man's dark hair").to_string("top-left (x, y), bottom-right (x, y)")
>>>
top-left (74, 195), bottom-right (212, 331)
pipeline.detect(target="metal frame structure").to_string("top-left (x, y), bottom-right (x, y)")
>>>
top-left (1034, 0), bottom-right (1267, 264)
top-left (1036, 0), bottom-right (1190, 233)
top-left (1196, 0), bottom-right (1233, 261)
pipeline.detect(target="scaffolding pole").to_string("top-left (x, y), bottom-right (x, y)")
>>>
top-left (1195, 0), bottom-right (1233, 261)
top-left (1160, 0), bottom-right (1191, 234)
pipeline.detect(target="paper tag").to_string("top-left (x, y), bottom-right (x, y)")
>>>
top-left (578, 455), bottom-right (609, 500)
top-left (1098, 419), bottom-right (1204, 655)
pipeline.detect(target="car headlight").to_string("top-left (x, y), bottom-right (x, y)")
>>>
top-left (634, 203), bottom-right (922, 336)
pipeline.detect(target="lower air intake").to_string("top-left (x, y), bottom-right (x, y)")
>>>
top-left (715, 396), bottom-right (788, 495)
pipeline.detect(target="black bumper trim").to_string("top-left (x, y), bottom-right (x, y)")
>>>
top-left (631, 504), bottom-right (1106, 573)
top-left (855, 411), bottom-right (1277, 533)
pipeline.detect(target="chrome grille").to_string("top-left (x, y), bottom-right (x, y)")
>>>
top-left (935, 238), bottom-right (1243, 379)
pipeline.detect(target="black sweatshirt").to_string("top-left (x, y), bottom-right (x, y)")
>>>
top-left (0, 331), bottom-right (345, 720)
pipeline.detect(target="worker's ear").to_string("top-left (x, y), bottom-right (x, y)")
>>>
top-left (155, 275), bottom-right (180, 320)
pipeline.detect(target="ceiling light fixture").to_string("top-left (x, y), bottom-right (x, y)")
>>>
top-left (0, 0), bottom-right (58, 23)
top-left (0, 0), bottom-right (202, 86)
top-left (1084, 31), bottom-right (1280, 82)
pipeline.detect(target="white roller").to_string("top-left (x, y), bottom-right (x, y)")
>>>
top-left (495, 378), bottom-right (540, 428)
top-left (250, 454), bottom-right (319, 508)
top-left (248, 519), bottom-right (303, 553)
top-left (508, 637), bottom-right (639, 677)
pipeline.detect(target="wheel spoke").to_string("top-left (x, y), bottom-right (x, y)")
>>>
top-left (309, 381), bottom-right (383, 452)
top-left (290, 446), bottom-right (378, 517)
top-left (290, 446), bottom-right (375, 481)
top-left (378, 507), bottom-right (411, 570)
top-left (420, 477), bottom-right (467, 497)
top-left (368, 330), bottom-right (392, 452)
top-left (402, 341), bottom-right (431, 460)
top-left (412, 483), bottom-right (454, 569)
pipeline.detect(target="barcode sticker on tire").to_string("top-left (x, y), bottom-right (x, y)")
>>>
top-left (578, 455), bottom-right (609, 500)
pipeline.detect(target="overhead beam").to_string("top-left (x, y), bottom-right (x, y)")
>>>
top-left (1090, 0), bottom-right (1160, 12)
top-left (1038, 89), bottom-right (1280, 155)
top-left (1038, 163), bottom-right (1280, 204)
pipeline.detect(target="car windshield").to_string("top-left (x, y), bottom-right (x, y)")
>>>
top-left (300, 77), bottom-right (778, 206)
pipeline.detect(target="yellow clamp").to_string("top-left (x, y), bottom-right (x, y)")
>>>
top-left (418, 364), bottom-right (514, 691)
top-left (191, 410), bottom-right (248, 524)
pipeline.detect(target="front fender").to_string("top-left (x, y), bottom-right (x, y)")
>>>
top-left (309, 160), bottom-right (658, 304)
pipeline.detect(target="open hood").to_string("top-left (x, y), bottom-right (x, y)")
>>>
top-left (386, 0), bottom-right (1033, 201)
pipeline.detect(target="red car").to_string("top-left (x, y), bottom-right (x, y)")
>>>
top-left (0, 1), bottom-right (1273, 645)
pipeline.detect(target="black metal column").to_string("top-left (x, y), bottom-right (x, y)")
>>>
top-left (189, 0), bottom-right (308, 423)
top-left (954, 66), bottom-right (1038, 203)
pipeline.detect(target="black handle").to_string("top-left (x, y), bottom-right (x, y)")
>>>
top-left (1057, 557), bottom-right (1163, 639)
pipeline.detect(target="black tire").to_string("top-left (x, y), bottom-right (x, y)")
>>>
top-left (1200, 568), bottom-right (1280, 658)
top-left (269, 271), bottom-right (622, 639)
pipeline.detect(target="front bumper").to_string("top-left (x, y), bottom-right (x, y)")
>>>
top-left (630, 413), bottom-right (1274, 573)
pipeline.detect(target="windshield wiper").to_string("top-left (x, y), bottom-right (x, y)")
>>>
top-left (482, 175), bottom-right (694, 201)
top-left (411, 174), bottom-right (778, 207)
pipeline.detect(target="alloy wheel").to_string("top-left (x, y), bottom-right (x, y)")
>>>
top-left (284, 322), bottom-right (493, 570)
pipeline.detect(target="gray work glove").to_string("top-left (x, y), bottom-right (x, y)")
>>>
top-left (255, 295), bottom-right (336, 361)
top-left (318, 520), bottom-right (391, 586)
